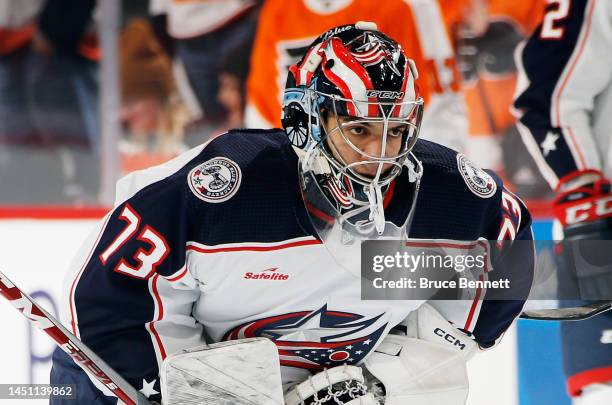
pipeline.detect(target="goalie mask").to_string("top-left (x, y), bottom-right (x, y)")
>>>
top-left (282, 22), bottom-right (424, 239)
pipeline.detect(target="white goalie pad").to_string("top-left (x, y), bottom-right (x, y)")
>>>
top-left (364, 304), bottom-right (477, 405)
top-left (160, 337), bottom-right (284, 405)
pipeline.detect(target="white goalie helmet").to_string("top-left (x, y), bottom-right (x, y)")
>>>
top-left (281, 21), bottom-right (424, 238)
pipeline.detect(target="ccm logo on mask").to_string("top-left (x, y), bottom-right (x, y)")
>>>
top-left (365, 90), bottom-right (404, 99)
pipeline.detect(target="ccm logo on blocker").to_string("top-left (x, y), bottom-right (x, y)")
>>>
top-left (434, 327), bottom-right (467, 351)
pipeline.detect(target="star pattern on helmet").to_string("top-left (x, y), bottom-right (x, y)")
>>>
top-left (350, 32), bottom-right (401, 75)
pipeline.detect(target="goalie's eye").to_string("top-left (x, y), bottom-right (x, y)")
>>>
top-left (388, 125), bottom-right (408, 138)
top-left (348, 125), bottom-right (368, 136)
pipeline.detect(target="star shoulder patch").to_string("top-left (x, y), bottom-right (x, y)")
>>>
top-left (188, 157), bottom-right (242, 203)
top-left (456, 153), bottom-right (497, 198)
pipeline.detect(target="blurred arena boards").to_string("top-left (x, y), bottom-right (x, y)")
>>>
top-left (0, 211), bottom-right (100, 405)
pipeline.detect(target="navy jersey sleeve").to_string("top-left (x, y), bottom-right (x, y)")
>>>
top-left (429, 177), bottom-right (535, 349)
top-left (61, 158), bottom-right (206, 402)
top-left (471, 181), bottom-right (535, 348)
top-left (513, 0), bottom-right (611, 188)
top-left (414, 142), bottom-right (535, 348)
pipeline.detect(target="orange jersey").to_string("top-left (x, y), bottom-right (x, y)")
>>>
top-left (487, 0), bottom-right (546, 32)
top-left (460, 0), bottom-right (546, 137)
top-left (245, 0), bottom-right (461, 128)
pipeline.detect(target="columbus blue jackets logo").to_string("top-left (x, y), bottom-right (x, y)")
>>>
top-left (351, 32), bottom-right (401, 76)
top-left (224, 305), bottom-right (387, 370)
top-left (457, 154), bottom-right (497, 198)
top-left (188, 157), bottom-right (242, 203)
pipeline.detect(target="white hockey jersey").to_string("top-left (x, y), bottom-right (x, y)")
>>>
top-left (57, 129), bottom-right (534, 403)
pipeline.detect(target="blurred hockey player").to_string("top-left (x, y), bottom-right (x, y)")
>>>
top-left (150, 0), bottom-right (259, 124)
top-left (50, 23), bottom-right (534, 404)
top-left (246, 0), bottom-right (467, 151)
top-left (513, 0), bottom-right (612, 403)
top-left (454, 0), bottom-right (548, 197)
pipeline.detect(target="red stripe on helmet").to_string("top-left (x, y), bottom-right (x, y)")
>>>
top-left (289, 64), bottom-right (302, 85)
top-left (354, 50), bottom-right (386, 64)
top-left (353, 44), bottom-right (385, 64)
top-left (305, 71), bottom-right (313, 85)
top-left (329, 38), bottom-right (378, 117)
top-left (353, 45), bottom-right (380, 59)
top-left (322, 54), bottom-right (357, 116)
top-left (290, 42), bottom-right (324, 86)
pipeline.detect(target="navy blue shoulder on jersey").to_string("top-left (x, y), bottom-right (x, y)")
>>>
top-left (409, 139), bottom-right (534, 347)
top-left (186, 129), bottom-right (316, 244)
top-left (103, 129), bottom-right (315, 250)
top-left (407, 139), bottom-right (506, 241)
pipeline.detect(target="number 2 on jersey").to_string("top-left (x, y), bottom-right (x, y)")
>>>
top-left (541, 0), bottom-right (571, 39)
top-left (99, 204), bottom-right (169, 279)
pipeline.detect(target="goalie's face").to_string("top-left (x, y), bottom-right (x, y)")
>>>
top-left (284, 23), bottom-right (426, 235)
top-left (323, 115), bottom-right (407, 178)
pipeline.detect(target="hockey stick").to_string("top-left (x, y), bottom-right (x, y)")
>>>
top-left (0, 270), bottom-right (151, 405)
top-left (520, 300), bottom-right (612, 321)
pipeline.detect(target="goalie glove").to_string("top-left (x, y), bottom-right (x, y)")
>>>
top-left (284, 365), bottom-right (379, 405)
top-left (364, 303), bottom-right (477, 405)
top-left (553, 170), bottom-right (612, 299)
top-left (554, 170), bottom-right (612, 228)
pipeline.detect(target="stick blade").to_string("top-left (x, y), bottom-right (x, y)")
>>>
top-left (520, 301), bottom-right (612, 321)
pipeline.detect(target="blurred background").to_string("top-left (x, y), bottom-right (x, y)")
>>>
top-left (0, 0), bottom-right (567, 404)
top-left (0, 0), bottom-right (556, 207)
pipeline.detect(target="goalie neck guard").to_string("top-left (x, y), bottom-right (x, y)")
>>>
top-left (281, 22), bottom-right (424, 237)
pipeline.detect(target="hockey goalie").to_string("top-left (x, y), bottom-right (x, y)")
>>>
top-left (49, 22), bottom-right (535, 404)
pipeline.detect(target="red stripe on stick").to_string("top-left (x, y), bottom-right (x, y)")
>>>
top-left (0, 271), bottom-right (142, 404)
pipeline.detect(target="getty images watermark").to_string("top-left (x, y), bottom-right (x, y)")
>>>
top-left (360, 240), bottom-right (515, 301)
top-left (360, 239), bottom-right (612, 301)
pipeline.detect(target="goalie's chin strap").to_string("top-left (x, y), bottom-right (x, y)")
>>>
top-left (365, 182), bottom-right (386, 235)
